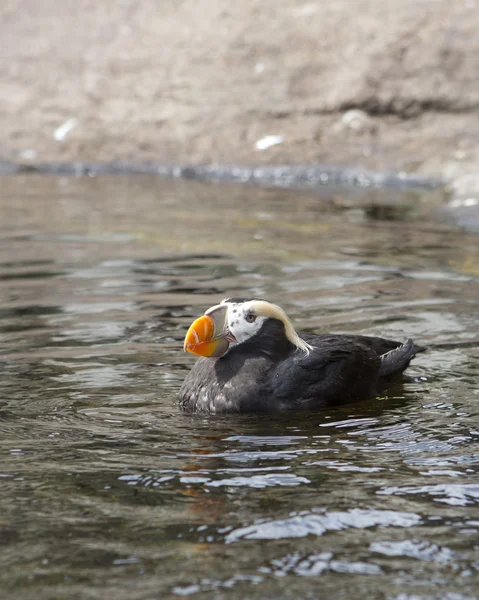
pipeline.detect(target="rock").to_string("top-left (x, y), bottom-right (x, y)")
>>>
top-left (336, 110), bottom-right (377, 135)
top-left (255, 135), bottom-right (284, 151)
top-left (0, 0), bottom-right (478, 180)
top-left (436, 174), bottom-right (479, 231)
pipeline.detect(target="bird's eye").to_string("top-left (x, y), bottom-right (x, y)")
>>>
top-left (245, 313), bottom-right (256, 323)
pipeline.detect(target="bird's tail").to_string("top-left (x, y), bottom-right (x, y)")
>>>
top-left (379, 338), bottom-right (426, 377)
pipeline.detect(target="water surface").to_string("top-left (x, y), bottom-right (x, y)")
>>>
top-left (0, 175), bottom-right (478, 599)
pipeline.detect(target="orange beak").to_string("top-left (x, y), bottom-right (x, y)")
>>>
top-left (183, 305), bottom-right (231, 358)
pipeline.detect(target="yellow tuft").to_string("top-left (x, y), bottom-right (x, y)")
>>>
top-left (250, 300), bottom-right (314, 355)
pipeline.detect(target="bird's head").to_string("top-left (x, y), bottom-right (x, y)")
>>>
top-left (183, 298), bottom-right (313, 358)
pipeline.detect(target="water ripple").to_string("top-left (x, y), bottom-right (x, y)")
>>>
top-left (226, 509), bottom-right (422, 543)
top-left (378, 483), bottom-right (479, 506)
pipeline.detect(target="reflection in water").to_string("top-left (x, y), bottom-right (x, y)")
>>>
top-left (0, 175), bottom-right (478, 599)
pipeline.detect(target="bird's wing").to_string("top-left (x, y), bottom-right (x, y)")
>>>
top-left (271, 336), bottom-right (381, 409)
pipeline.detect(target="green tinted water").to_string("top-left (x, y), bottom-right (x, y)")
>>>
top-left (0, 175), bottom-right (478, 599)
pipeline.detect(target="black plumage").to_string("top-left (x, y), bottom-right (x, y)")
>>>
top-left (180, 314), bottom-right (425, 414)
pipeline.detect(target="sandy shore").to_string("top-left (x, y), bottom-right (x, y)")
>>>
top-left (1, 0), bottom-right (478, 186)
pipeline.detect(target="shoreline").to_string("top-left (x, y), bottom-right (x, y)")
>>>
top-left (3, 159), bottom-right (477, 231)
top-left (0, 160), bottom-right (442, 189)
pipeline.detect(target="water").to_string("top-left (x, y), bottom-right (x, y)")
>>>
top-left (0, 175), bottom-right (478, 600)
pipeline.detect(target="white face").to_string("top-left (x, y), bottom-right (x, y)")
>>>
top-left (225, 300), bottom-right (267, 345)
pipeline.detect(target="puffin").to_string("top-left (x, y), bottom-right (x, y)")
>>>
top-left (179, 298), bottom-right (425, 414)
